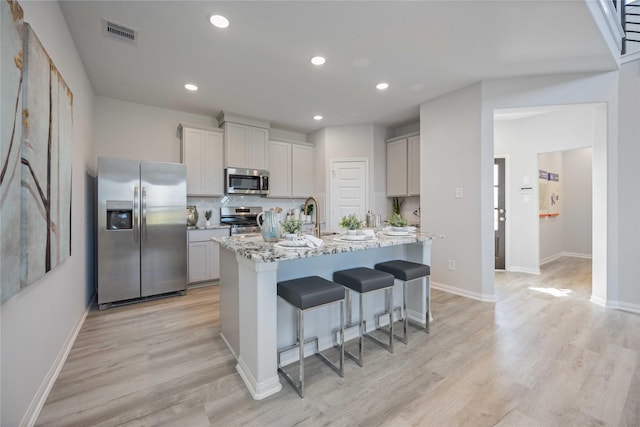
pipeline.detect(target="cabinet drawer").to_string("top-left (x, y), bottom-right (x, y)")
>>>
top-left (188, 228), bottom-right (230, 243)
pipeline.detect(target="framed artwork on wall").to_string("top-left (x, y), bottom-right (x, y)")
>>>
top-left (0, 0), bottom-right (73, 303)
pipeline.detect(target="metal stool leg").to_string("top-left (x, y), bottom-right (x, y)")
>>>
top-left (364, 287), bottom-right (394, 353)
top-left (298, 308), bottom-right (305, 397)
top-left (425, 276), bottom-right (430, 334)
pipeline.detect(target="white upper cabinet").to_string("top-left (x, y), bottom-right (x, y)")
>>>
top-left (180, 124), bottom-right (224, 196)
top-left (407, 135), bottom-right (420, 196)
top-left (267, 140), bottom-right (313, 198)
top-left (291, 144), bottom-right (313, 197)
top-left (217, 112), bottom-right (270, 170)
top-left (386, 133), bottom-right (420, 197)
top-left (267, 140), bottom-right (292, 197)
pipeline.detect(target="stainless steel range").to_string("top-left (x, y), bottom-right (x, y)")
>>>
top-left (220, 206), bottom-right (262, 236)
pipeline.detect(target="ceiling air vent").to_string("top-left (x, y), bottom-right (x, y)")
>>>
top-left (102, 19), bottom-right (137, 45)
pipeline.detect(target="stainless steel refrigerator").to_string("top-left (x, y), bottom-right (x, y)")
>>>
top-left (97, 157), bottom-right (187, 309)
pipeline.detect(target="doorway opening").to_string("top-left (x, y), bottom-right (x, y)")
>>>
top-left (493, 103), bottom-right (603, 299)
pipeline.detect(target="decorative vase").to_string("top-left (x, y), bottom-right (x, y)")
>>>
top-left (256, 211), bottom-right (279, 242)
top-left (346, 229), bottom-right (357, 236)
top-left (205, 220), bottom-right (211, 228)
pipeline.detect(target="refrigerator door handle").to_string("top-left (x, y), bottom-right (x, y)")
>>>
top-left (142, 186), bottom-right (147, 242)
top-left (133, 186), bottom-right (139, 244)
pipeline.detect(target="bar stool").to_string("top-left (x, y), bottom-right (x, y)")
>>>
top-left (333, 267), bottom-right (396, 367)
top-left (374, 260), bottom-right (431, 344)
top-left (277, 276), bottom-right (345, 398)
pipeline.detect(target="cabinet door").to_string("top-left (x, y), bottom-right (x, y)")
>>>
top-left (204, 131), bottom-right (224, 195)
top-left (267, 140), bottom-right (292, 197)
top-left (247, 126), bottom-right (268, 170)
top-left (226, 123), bottom-right (248, 168)
top-left (407, 135), bottom-right (420, 196)
top-left (292, 144), bottom-right (313, 197)
top-left (188, 241), bottom-right (210, 283)
top-left (183, 128), bottom-right (205, 195)
top-left (387, 139), bottom-right (408, 196)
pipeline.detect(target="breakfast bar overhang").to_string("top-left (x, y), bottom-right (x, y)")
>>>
top-left (215, 232), bottom-right (442, 400)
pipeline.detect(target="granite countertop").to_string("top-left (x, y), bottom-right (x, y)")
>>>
top-left (213, 231), bottom-right (444, 263)
top-left (188, 224), bottom-right (231, 230)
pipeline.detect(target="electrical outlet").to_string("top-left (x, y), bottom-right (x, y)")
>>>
top-left (448, 259), bottom-right (456, 271)
top-left (455, 187), bottom-right (463, 199)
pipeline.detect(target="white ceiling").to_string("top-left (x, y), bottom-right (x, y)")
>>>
top-left (60, 1), bottom-right (617, 134)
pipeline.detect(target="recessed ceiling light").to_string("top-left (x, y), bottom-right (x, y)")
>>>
top-left (184, 83), bottom-right (198, 91)
top-left (313, 115), bottom-right (323, 121)
top-left (209, 14), bottom-right (229, 29)
top-left (376, 82), bottom-right (389, 90)
top-left (311, 56), bottom-right (326, 66)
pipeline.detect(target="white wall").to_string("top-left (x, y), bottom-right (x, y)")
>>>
top-left (95, 96), bottom-right (216, 163)
top-left (615, 58), bottom-right (640, 311)
top-left (421, 72), bottom-right (617, 304)
top-left (420, 83), bottom-right (491, 301)
top-left (1, 2), bottom-right (95, 425)
top-left (563, 148), bottom-right (593, 256)
top-left (494, 106), bottom-right (598, 272)
top-left (313, 124), bottom-right (389, 230)
top-left (482, 72), bottom-right (618, 306)
top-left (394, 121), bottom-right (419, 137)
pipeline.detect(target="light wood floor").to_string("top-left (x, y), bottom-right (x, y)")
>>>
top-left (37, 257), bottom-right (640, 426)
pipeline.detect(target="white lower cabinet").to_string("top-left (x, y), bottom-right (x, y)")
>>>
top-left (188, 228), bottom-right (230, 284)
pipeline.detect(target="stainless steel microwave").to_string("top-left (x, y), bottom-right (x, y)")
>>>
top-left (225, 167), bottom-right (270, 195)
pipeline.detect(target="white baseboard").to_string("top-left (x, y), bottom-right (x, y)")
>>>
top-left (507, 266), bottom-right (541, 275)
top-left (607, 299), bottom-right (640, 315)
top-left (590, 294), bottom-right (607, 307)
top-left (431, 281), bottom-right (497, 303)
top-left (540, 251), bottom-right (592, 266)
top-left (21, 295), bottom-right (94, 427)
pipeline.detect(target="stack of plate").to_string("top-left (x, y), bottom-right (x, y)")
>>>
top-left (381, 226), bottom-right (416, 237)
top-left (333, 234), bottom-right (376, 243)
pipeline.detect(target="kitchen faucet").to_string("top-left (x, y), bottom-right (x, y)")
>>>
top-left (304, 196), bottom-right (321, 238)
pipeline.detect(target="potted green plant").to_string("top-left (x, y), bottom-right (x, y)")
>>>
top-left (339, 213), bottom-right (363, 235)
top-left (281, 218), bottom-right (303, 239)
top-left (303, 203), bottom-right (313, 223)
top-left (204, 209), bottom-right (212, 228)
top-left (392, 197), bottom-right (404, 215)
top-left (389, 212), bottom-right (409, 231)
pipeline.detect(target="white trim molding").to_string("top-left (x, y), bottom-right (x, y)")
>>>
top-left (607, 299), bottom-right (640, 315)
top-left (507, 266), bottom-right (542, 275)
top-left (431, 281), bottom-right (497, 303)
top-left (540, 251), bottom-right (592, 266)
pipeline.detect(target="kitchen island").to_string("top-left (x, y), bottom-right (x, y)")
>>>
top-left (214, 231), bottom-right (442, 400)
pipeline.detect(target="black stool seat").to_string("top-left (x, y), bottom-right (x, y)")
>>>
top-left (375, 260), bottom-right (430, 281)
top-left (278, 276), bottom-right (345, 310)
top-left (333, 267), bottom-right (394, 293)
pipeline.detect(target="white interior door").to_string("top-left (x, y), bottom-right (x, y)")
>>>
top-left (330, 160), bottom-right (368, 231)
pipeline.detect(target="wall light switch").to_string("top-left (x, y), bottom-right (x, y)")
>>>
top-left (455, 187), bottom-right (463, 199)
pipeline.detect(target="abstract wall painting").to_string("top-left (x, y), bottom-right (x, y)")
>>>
top-left (1, 0), bottom-right (25, 302)
top-left (538, 170), bottom-right (560, 218)
top-left (1, 0), bottom-right (73, 303)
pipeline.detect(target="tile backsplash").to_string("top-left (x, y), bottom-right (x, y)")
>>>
top-left (187, 195), bottom-right (307, 228)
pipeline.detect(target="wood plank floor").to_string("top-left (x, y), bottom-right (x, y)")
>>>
top-left (37, 257), bottom-right (640, 426)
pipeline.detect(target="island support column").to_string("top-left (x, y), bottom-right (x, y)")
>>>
top-left (235, 255), bottom-right (283, 399)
